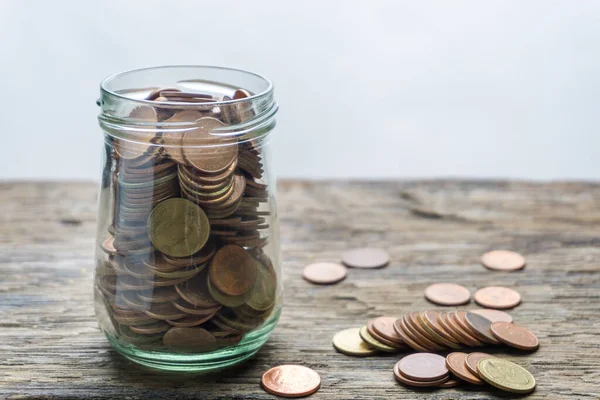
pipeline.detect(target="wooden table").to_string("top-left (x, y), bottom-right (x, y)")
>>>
top-left (1, 181), bottom-right (599, 399)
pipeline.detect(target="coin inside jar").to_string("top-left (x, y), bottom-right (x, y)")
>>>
top-left (302, 262), bottom-right (347, 285)
top-left (261, 365), bottom-right (321, 398)
top-left (147, 198), bottom-right (211, 257)
top-left (209, 245), bottom-right (258, 297)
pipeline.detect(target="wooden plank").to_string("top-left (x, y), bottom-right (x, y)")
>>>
top-left (0, 181), bottom-right (599, 399)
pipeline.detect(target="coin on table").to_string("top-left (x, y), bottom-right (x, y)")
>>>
top-left (445, 352), bottom-right (484, 385)
top-left (481, 250), bottom-right (526, 271)
top-left (392, 318), bottom-right (429, 352)
top-left (490, 322), bottom-right (539, 351)
top-left (465, 352), bottom-right (494, 377)
top-left (393, 361), bottom-right (450, 387)
top-left (261, 365), bottom-right (321, 398)
top-left (478, 358), bottom-right (536, 394)
top-left (474, 286), bottom-right (521, 309)
top-left (367, 320), bottom-right (406, 349)
top-left (147, 198), bottom-right (210, 257)
top-left (420, 310), bottom-right (461, 348)
top-left (464, 312), bottom-right (501, 344)
top-left (332, 327), bottom-right (378, 356)
top-left (359, 326), bottom-right (398, 353)
top-left (398, 353), bottom-right (448, 382)
top-left (302, 262), bottom-right (347, 285)
top-left (341, 248), bottom-right (389, 269)
top-left (417, 311), bottom-right (461, 349)
top-left (471, 309), bottom-right (513, 323)
top-left (162, 327), bottom-right (217, 352)
top-left (438, 377), bottom-right (461, 388)
top-left (424, 283), bottom-right (471, 306)
top-left (371, 316), bottom-right (405, 345)
top-left (209, 245), bottom-right (258, 296)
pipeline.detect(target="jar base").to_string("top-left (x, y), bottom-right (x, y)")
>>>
top-left (107, 311), bottom-right (280, 372)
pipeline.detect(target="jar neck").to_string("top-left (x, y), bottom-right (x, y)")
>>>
top-left (98, 66), bottom-right (278, 145)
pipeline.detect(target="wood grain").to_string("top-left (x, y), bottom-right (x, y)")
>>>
top-left (1, 180), bottom-right (599, 399)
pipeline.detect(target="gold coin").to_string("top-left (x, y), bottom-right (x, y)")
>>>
top-left (147, 198), bottom-right (210, 257)
top-left (332, 327), bottom-right (378, 357)
top-left (359, 326), bottom-right (399, 353)
top-left (209, 245), bottom-right (258, 297)
top-left (478, 358), bottom-right (536, 394)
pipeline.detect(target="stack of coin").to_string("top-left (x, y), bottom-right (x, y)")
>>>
top-left (96, 85), bottom-right (277, 353)
top-left (392, 310), bottom-right (537, 352)
top-left (393, 353), bottom-right (454, 388)
top-left (333, 310), bottom-right (537, 356)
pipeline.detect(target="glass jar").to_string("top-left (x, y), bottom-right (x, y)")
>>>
top-left (94, 66), bottom-right (280, 372)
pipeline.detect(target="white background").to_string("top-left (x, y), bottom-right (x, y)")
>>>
top-left (1, 1), bottom-right (598, 181)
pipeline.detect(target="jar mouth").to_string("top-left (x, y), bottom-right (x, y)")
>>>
top-left (100, 65), bottom-right (274, 108)
top-left (98, 65), bottom-right (277, 147)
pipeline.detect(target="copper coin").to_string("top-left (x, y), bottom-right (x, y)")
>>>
top-left (465, 352), bottom-right (494, 377)
top-left (172, 298), bottom-right (221, 316)
top-left (137, 286), bottom-right (179, 303)
top-left (491, 322), bottom-right (539, 351)
top-left (421, 310), bottom-right (461, 347)
top-left (481, 250), bottom-right (526, 271)
top-left (443, 312), bottom-right (484, 347)
top-left (209, 245), bottom-right (258, 296)
top-left (393, 361), bottom-right (450, 387)
top-left (166, 314), bottom-right (214, 327)
top-left (261, 365), bottom-right (321, 398)
top-left (445, 352), bottom-right (484, 385)
top-left (474, 286), bottom-right (521, 309)
top-left (302, 262), bottom-right (347, 285)
top-left (398, 353), bottom-right (448, 382)
top-left (471, 309), bottom-right (513, 323)
top-left (129, 321), bottom-right (170, 335)
top-left (417, 311), bottom-right (461, 349)
top-left (371, 316), bottom-right (405, 345)
top-left (392, 319), bottom-right (429, 352)
top-left (438, 377), bottom-right (461, 388)
top-left (464, 312), bottom-right (501, 344)
top-left (405, 312), bottom-right (446, 351)
top-left (341, 248), bottom-right (389, 269)
top-left (454, 311), bottom-right (487, 346)
top-left (143, 302), bottom-right (187, 320)
top-left (424, 283), bottom-right (471, 306)
top-left (367, 320), bottom-right (406, 349)
top-left (162, 327), bottom-right (217, 352)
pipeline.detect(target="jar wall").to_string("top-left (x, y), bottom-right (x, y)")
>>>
top-left (93, 66), bottom-right (280, 371)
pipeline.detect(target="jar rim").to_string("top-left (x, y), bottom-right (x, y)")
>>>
top-left (100, 65), bottom-right (274, 107)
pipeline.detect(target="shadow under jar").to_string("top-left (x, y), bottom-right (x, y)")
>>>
top-left (94, 66), bottom-right (281, 372)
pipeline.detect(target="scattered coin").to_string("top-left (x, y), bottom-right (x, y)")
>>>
top-left (470, 309), bottom-right (513, 323)
top-left (445, 352), bottom-right (484, 385)
top-left (398, 353), bottom-right (448, 382)
top-left (481, 250), bottom-right (526, 271)
top-left (341, 248), bottom-right (389, 269)
top-left (332, 327), bottom-right (378, 357)
top-left (261, 365), bottom-right (321, 398)
top-left (424, 283), bottom-right (471, 306)
top-left (491, 322), bottom-right (539, 351)
top-left (478, 358), bottom-right (536, 394)
top-left (302, 262), bottom-right (347, 285)
top-left (465, 352), bottom-right (494, 377)
top-left (474, 286), bottom-right (521, 309)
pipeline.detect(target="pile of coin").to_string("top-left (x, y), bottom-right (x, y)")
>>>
top-left (392, 352), bottom-right (536, 393)
top-left (95, 86), bottom-right (277, 353)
